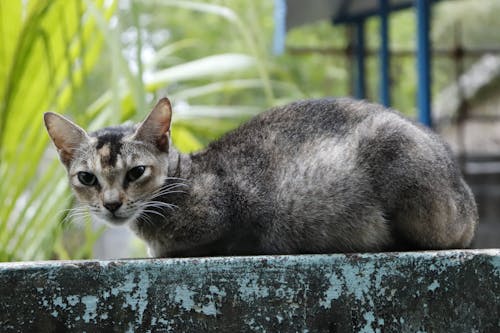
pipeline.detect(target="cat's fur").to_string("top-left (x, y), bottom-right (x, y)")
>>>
top-left (44, 98), bottom-right (478, 257)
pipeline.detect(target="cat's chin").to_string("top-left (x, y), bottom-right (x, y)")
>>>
top-left (93, 214), bottom-right (132, 227)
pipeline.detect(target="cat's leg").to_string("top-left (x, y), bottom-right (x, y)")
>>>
top-left (391, 180), bottom-right (477, 250)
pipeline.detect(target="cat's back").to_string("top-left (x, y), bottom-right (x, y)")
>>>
top-left (200, 97), bottom-right (463, 210)
top-left (204, 99), bottom-right (360, 153)
top-left (203, 98), bottom-right (418, 159)
top-left (227, 97), bottom-right (375, 141)
top-left (196, 97), bottom-right (428, 197)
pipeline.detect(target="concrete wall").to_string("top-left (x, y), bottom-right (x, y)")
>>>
top-left (0, 250), bottom-right (499, 332)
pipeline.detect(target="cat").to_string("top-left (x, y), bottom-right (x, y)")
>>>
top-left (44, 97), bottom-right (478, 257)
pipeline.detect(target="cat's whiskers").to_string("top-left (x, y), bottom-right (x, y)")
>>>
top-left (151, 190), bottom-right (187, 199)
top-left (140, 208), bottom-right (167, 220)
top-left (137, 211), bottom-right (155, 228)
top-left (148, 183), bottom-right (189, 202)
top-left (134, 198), bottom-right (180, 227)
top-left (60, 206), bottom-right (91, 226)
top-left (143, 200), bottom-right (179, 210)
top-left (136, 207), bottom-right (171, 230)
top-left (132, 184), bottom-right (187, 212)
top-left (164, 176), bottom-right (189, 182)
top-left (137, 202), bottom-right (178, 216)
top-left (153, 183), bottom-right (189, 194)
top-left (159, 183), bottom-right (189, 191)
top-left (62, 205), bottom-right (88, 214)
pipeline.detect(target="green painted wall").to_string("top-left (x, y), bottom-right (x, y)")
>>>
top-left (0, 250), bottom-right (499, 332)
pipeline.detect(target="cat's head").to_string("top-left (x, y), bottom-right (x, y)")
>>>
top-left (44, 98), bottom-right (173, 226)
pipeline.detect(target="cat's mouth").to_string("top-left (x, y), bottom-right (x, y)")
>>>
top-left (96, 211), bottom-right (132, 226)
top-left (109, 214), bottom-right (129, 223)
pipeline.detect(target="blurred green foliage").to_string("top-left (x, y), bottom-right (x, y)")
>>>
top-left (0, 0), bottom-right (114, 261)
top-left (1, 0), bottom-right (499, 261)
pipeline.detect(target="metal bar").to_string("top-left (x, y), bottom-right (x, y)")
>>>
top-left (287, 46), bottom-right (500, 57)
top-left (416, 0), bottom-right (432, 127)
top-left (354, 19), bottom-right (366, 99)
top-left (346, 26), bottom-right (355, 97)
top-left (333, 3), bottom-right (415, 24)
top-left (379, 0), bottom-right (391, 106)
top-left (273, 0), bottom-right (287, 55)
top-left (332, 0), bottom-right (445, 24)
top-left (435, 114), bottom-right (500, 123)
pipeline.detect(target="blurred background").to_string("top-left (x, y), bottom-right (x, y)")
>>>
top-left (1, 0), bottom-right (499, 261)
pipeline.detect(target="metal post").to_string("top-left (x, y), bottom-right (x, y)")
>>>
top-left (379, 0), bottom-right (391, 106)
top-left (416, 0), bottom-right (432, 127)
top-left (273, 0), bottom-right (287, 55)
top-left (355, 19), bottom-right (366, 99)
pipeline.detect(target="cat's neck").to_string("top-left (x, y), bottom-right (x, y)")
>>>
top-left (166, 146), bottom-right (192, 180)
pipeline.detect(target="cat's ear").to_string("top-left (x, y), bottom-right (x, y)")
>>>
top-left (44, 112), bottom-right (89, 167)
top-left (133, 98), bottom-right (172, 152)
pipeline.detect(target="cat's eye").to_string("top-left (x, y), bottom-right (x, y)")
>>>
top-left (126, 166), bottom-right (146, 182)
top-left (77, 172), bottom-right (98, 186)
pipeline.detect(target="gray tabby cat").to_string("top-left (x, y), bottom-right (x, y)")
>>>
top-left (44, 97), bottom-right (477, 257)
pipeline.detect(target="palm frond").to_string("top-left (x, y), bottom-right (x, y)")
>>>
top-left (0, 0), bottom-right (115, 261)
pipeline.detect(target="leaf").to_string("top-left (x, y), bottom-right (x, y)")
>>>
top-left (0, 0), bottom-right (115, 261)
top-left (146, 53), bottom-right (256, 88)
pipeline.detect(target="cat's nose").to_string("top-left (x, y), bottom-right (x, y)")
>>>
top-left (103, 201), bottom-right (122, 213)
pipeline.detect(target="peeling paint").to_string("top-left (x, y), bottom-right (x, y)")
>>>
top-left (200, 303), bottom-right (217, 316)
top-left (319, 272), bottom-right (343, 308)
top-left (427, 280), bottom-right (440, 292)
top-left (0, 250), bottom-right (499, 332)
top-left (81, 295), bottom-right (98, 323)
top-left (360, 311), bottom-right (376, 333)
top-left (174, 285), bottom-right (196, 311)
top-left (67, 295), bottom-right (79, 306)
top-left (237, 274), bottom-right (270, 300)
top-left (491, 255), bottom-right (500, 276)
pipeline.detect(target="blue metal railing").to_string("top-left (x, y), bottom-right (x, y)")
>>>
top-left (416, 0), bottom-right (432, 127)
top-left (379, 0), bottom-right (391, 107)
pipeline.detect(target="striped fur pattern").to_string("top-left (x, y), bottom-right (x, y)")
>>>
top-left (44, 98), bottom-right (478, 257)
